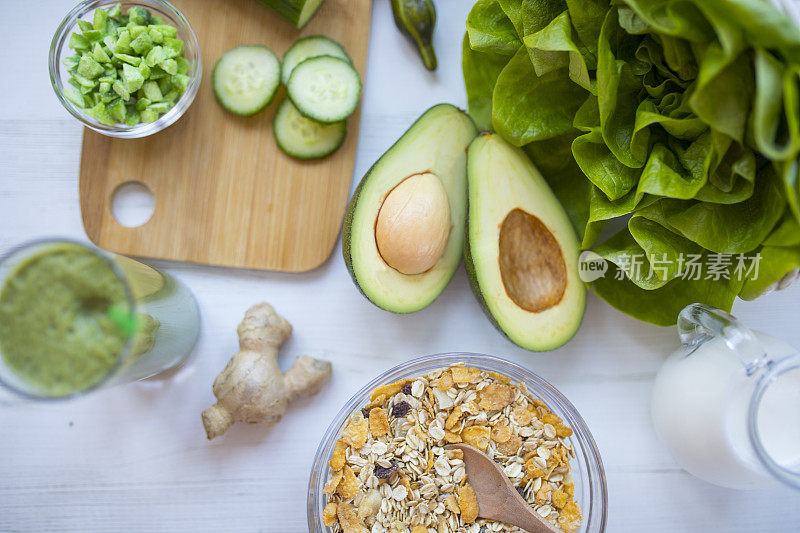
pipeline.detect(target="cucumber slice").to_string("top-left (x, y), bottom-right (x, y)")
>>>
top-left (273, 98), bottom-right (346, 160)
top-left (212, 45), bottom-right (280, 116)
top-left (281, 35), bottom-right (351, 86)
top-left (287, 55), bottom-right (361, 123)
top-left (256, 0), bottom-right (326, 29)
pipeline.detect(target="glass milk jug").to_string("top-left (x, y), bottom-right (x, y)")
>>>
top-left (651, 303), bottom-right (800, 490)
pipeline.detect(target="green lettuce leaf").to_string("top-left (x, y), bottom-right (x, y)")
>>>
top-left (462, 33), bottom-right (513, 131)
top-left (466, 0), bottom-right (522, 55)
top-left (492, 47), bottom-right (586, 145)
top-left (740, 214), bottom-right (800, 300)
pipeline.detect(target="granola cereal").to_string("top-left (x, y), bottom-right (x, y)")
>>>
top-left (322, 365), bottom-right (583, 533)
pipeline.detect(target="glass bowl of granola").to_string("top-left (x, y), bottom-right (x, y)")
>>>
top-left (308, 353), bottom-right (607, 533)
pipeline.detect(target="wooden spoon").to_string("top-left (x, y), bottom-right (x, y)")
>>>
top-left (447, 444), bottom-right (560, 533)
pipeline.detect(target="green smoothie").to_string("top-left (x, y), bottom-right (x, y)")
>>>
top-left (0, 244), bottom-right (131, 396)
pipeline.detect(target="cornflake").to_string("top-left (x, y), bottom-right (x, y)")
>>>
top-left (323, 470), bottom-right (343, 495)
top-left (461, 425), bottom-right (491, 450)
top-left (451, 365), bottom-right (481, 384)
top-left (322, 365), bottom-right (582, 533)
top-left (329, 439), bottom-right (347, 470)
top-left (478, 383), bottom-right (515, 411)
top-left (368, 408), bottom-right (390, 437)
top-left (457, 484), bottom-right (479, 524)
top-left (336, 466), bottom-right (360, 500)
top-left (336, 502), bottom-right (368, 533)
top-left (341, 411), bottom-right (369, 449)
top-left (322, 502), bottom-right (338, 527)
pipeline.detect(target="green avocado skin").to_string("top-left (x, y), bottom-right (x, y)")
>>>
top-left (341, 171), bottom-right (372, 306)
top-left (462, 197), bottom-right (507, 337)
top-left (342, 104), bottom-right (476, 314)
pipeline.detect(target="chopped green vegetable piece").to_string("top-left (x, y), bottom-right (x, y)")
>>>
top-left (171, 73), bottom-right (190, 93)
top-left (121, 63), bottom-right (145, 92)
top-left (62, 54), bottom-right (81, 70)
top-left (157, 77), bottom-right (172, 94)
top-left (113, 53), bottom-right (141, 66)
top-left (125, 108), bottom-right (141, 126)
top-left (112, 80), bottom-right (130, 101)
top-left (162, 89), bottom-right (179, 103)
top-left (107, 4), bottom-right (122, 19)
top-left (130, 32), bottom-right (153, 54)
top-left (69, 33), bottom-right (89, 51)
top-left (148, 102), bottom-right (171, 114)
top-left (142, 80), bottom-right (163, 102)
top-left (78, 54), bottom-right (105, 79)
top-left (93, 8), bottom-right (109, 31)
top-left (78, 20), bottom-right (94, 34)
top-left (64, 89), bottom-right (86, 108)
top-left (99, 81), bottom-right (111, 94)
top-left (128, 7), bottom-right (151, 25)
top-left (93, 43), bottom-right (111, 63)
top-left (139, 64), bottom-right (151, 79)
top-left (102, 35), bottom-right (116, 50)
top-left (80, 84), bottom-right (95, 95)
top-left (159, 58), bottom-right (177, 75)
top-left (176, 57), bottom-right (189, 75)
top-left (135, 97), bottom-right (151, 111)
top-left (152, 24), bottom-right (178, 38)
top-left (151, 16), bottom-right (164, 25)
top-left (145, 46), bottom-right (165, 67)
top-left (108, 99), bottom-right (127, 122)
top-left (72, 72), bottom-right (98, 88)
top-left (140, 108), bottom-right (159, 123)
top-left (114, 30), bottom-right (132, 53)
top-left (129, 24), bottom-right (147, 39)
top-left (164, 38), bottom-right (183, 56)
top-left (82, 29), bottom-right (103, 42)
top-left (87, 102), bottom-right (115, 125)
top-left (149, 28), bottom-right (164, 45)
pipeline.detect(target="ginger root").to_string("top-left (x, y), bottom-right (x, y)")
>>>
top-left (201, 303), bottom-right (332, 439)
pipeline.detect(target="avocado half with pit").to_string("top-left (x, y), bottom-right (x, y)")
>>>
top-left (465, 134), bottom-right (586, 351)
top-left (343, 104), bottom-right (478, 313)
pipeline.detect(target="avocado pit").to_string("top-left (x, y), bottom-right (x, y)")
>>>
top-left (375, 172), bottom-right (451, 275)
top-left (498, 208), bottom-right (567, 313)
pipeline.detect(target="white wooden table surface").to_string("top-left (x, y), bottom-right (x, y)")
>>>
top-left (1, 1), bottom-right (799, 531)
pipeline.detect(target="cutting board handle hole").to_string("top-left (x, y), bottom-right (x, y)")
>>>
top-left (112, 181), bottom-right (155, 228)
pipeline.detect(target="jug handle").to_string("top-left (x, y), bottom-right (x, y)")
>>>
top-left (677, 303), bottom-right (768, 375)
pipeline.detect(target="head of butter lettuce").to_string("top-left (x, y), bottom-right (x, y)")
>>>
top-left (463, 0), bottom-right (800, 325)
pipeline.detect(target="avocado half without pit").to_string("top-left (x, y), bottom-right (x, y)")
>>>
top-left (342, 104), bottom-right (478, 313)
top-left (465, 134), bottom-right (586, 351)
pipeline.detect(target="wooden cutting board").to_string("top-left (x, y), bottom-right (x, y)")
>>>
top-left (80, 0), bottom-right (371, 272)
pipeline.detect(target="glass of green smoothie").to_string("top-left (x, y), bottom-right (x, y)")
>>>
top-left (0, 239), bottom-right (200, 399)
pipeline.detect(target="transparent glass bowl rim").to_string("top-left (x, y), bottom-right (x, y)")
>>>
top-left (307, 352), bottom-right (608, 532)
top-left (0, 238), bottom-right (137, 400)
top-left (49, 0), bottom-right (202, 139)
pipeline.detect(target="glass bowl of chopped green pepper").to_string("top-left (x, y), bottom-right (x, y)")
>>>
top-left (50, 0), bottom-right (202, 138)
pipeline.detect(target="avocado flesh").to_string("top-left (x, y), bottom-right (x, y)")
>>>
top-left (343, 104), bottom-right (478, 313)
top-left (465, 134), bottom-right (586, 351)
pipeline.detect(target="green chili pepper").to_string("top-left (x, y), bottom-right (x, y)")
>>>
top-left (391, 0), bottom-right (437, 71)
